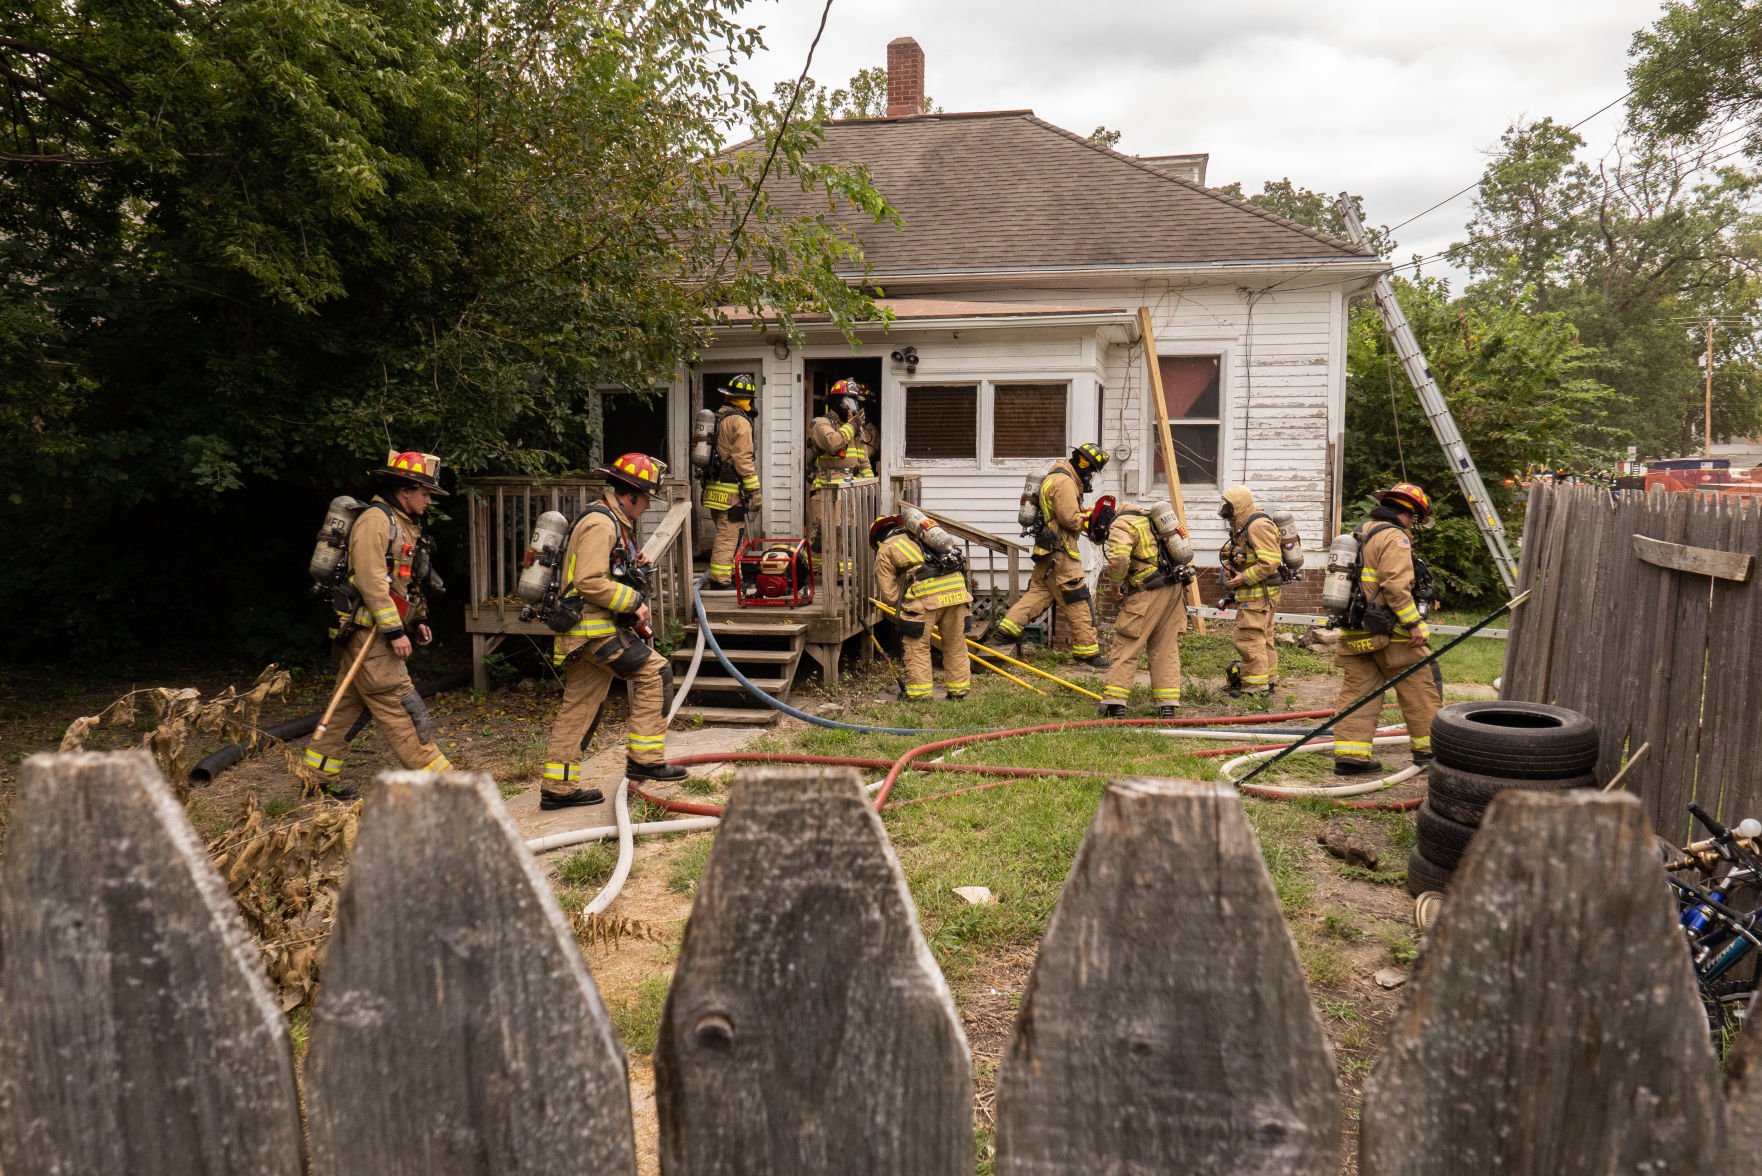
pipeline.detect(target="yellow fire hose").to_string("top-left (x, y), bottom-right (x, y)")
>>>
top-left (867, 598), bottom-right (1097, 700)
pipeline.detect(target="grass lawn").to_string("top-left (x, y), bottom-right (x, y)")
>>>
top-left (1432, 608), bottom-right (1513, 686)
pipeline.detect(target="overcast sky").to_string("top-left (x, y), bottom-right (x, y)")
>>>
top-left (739, 0), bottom-right (1674, 288)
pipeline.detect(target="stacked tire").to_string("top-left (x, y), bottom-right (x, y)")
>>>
top-left (1408, 701), bottom-right (1598, 896)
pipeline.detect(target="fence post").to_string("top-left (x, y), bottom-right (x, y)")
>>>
top-left (995, 778), bottom-right (1340, 1174)
top-left (1360, 789), bottom-right (1722, 1174)
top-left (0, 752), bottom-right (304, 1176)
top-left (305, 770), bottom-right (634, 1175)
top-left (653, 767), bottom-right (971, 1174)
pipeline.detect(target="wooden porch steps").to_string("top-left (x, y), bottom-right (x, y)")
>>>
top-left (670, 614), bottom-right (809, 727)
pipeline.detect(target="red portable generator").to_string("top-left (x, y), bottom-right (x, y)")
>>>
top-left (733, 537), bottom-right (815, 608)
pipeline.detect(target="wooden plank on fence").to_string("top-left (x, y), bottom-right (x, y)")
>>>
top-left (1652, 492), bottom-right (1718, 833)
top-left (1500, 481), bottom-right (1550, 694)
top-left (1545, 486), bottom-right (1604, 719)
top-left (1593, 490), bottom-right (1650, 788)
top-left (1360, 790), bottom-right (1720, 1174)
top-left (305, 770), bottom-right (634, 1175)
top-left (1696, 496), bottom-right (1762, 823)
top-left (653, 767), bottom-right (970, 1174)
top-left (1524, 483), bottom-right (1574, 700)
top-left (0, 752), bottom-right (303, 1176)
top-left (1631, 532), bottom-right (1753, 581)
top-left (995, 778), bottom-right (1339, 1174)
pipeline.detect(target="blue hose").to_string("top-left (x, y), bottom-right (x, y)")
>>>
top-left (692, 577), bottom-right (968, 736)
top-left (687, 579), bottom-right (1336, 741)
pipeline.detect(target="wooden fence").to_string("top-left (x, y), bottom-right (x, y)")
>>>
top-left (1502, 483), bottom-right (1762, 839)
top-left (4, 752), bottom-right (1758, 1174)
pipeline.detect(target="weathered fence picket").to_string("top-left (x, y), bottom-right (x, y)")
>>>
top-left (1503, 486), bottom-right (1762, 832)
top-left (305, 770), bottom-right (634, 1174)
top-left (1361, 789), bottom-right (1722, 1174)
top-left (2, 755), bottom-right (1759, 1174)
top-left (0, 752), bottom-right (304, 1176)
top-left (653, 767), bottom-right (971, 1175)
top-left (996, 778), bottom-right (1339, 1174)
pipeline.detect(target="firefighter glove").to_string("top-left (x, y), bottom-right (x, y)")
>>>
top-left (1409, 621), bottom-right (1430, 646)
top-left (748, 489), bottom-right (763, 510)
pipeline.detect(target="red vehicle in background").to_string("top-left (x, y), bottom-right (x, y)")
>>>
top-left (1639, 458), bottom-right (1762, 500)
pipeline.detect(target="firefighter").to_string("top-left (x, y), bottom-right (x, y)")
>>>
top-left (1095, 498), bottom-right (1187, 717)
top-left (540, 452), bottom-right (686, 809)
top-left (807, 380), bottom-right (871, 576)
top-left (1219, 485), bottom-right (1283, 696)
top-left (703, 374), bottom-right (762, 590)
top-left (871, 516), bottom-right (972, 701)
top-left (987, 443), bottom-right (1110, 667)
top-left (302, 450), bottom-right (453, 798)
top-left (1331, 482), bottom-right (1441, 774)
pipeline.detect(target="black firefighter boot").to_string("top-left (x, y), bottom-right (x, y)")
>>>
top-left (1158, 705), bottom-right (1181, 719)
top-left (1098, 702), bottom-right (1127, 719)
top-left (627, 758), bottom-right (688, 783)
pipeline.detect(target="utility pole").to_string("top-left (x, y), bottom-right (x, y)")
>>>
top-left (1705, 319), bottom-right (1715, 457)
top-left (1337, 196), bottom-right (1520, 594)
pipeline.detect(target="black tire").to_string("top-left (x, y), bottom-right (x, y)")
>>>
top-left (1426, 763), bottom-right (1596, 826)
top-left (1430, 701), bottom-right (1598, 779)
top-left (1415, 800), bottom-right (1479, 869)
top-left (1406, 845), bottom-right (1454, 897)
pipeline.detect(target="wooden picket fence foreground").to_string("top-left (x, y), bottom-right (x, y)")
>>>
top-left (3, 753), bottom-right (1760, 1174)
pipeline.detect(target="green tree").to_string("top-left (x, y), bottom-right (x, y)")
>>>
top-left (1628, 0), bottom-right (1762, 149)
top-left (1449, 119), bottom-right (1762, 457)
top-left (1345, 277), bottom-right (1617, 604)
top-left (1214, 179), bottom-right (1393, 254)
top-left (1087, 126), bottom-right (1122, 149)
top-left (0, 0), bottom-right (894, 656)
top-left (777, 67), bottom-right (938, 119)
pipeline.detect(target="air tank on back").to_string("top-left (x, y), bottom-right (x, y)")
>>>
top-left (1321, 532), bottom-right (1360, 612)
top-left (1269, 509), bottom-right (1305, 571)
top-left (1017, 474), bottom-right (1043, 533)
top-left (517, 511), bottom-right (572, 603)
top-left (901, 503), bottom-right (958, 558)
top-left (690, 408), bottom-right (717, 471)
top-left (1145, 500), bottom-right (1194, 565)
top-left (308, 496), bottom-right (364, 584)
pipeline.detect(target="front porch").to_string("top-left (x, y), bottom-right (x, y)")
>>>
top-left (461, 473), bottom-right (1017, 716)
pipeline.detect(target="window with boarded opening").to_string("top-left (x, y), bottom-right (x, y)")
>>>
top-left (1154, 356), bottom-right (1221, 486)
top-left (993, 384), bottom-right (1068, 458)
top-left (904, 385), bottom-right (977, 459)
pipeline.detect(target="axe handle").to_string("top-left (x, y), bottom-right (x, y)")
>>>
top-left (314, 631), bottom-right (376, 740)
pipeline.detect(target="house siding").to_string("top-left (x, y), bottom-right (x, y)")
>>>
top-left (708, 273), bottom-right (1356, 594)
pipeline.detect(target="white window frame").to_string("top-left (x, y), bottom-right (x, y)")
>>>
top-left (1147, 344), bottom-right (1231, 493)
top-left (896, 377), bottom-right (1075, 471)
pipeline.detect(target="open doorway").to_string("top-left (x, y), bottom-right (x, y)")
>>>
top-left (803, 357), bottom-right (883, 528)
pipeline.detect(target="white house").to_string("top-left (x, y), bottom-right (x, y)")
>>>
top-left (661, 38), bottom-right (1389, 603)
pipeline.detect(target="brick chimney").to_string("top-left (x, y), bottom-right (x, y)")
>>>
top-left (886, 37), bottom-right (924, 117)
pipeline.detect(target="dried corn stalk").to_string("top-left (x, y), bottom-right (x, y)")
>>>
top-left (208, 791), bottom-right (360, 1011)
top-left (57, 665), bottom-right (293, 784)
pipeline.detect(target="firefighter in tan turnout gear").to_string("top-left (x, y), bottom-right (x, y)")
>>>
top-left (540, 452), bottom-right (686, 810)
top-left (1219, 485), bottom-right (1284, 696)
top-left (303, 450), bottom-right (453, 798)
top-left (702, 374), bottom-right (762, 590)
top-left (1331, 482), bottom-right (1442, 774)
top-left (1093, 497), bottom-right (1191, 718)
top-left (806, 379), bottom-right (872, 576)
top-left (987, 443), bottom-right (1110, 667)
top-left (871, 511), bottom-right (972, 701)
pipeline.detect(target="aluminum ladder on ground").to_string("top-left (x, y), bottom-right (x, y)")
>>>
top-left (1337, 196), bottom-right (1520, 593)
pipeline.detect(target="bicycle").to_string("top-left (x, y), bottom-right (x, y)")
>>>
top-left (1660, 802), bottom-right (1762, 1053)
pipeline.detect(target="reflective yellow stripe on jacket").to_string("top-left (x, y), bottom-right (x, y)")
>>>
top-left (904, 571), bottom-right (972, 609)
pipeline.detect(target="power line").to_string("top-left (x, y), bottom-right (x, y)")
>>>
top-left (1386, 4), bottom-right (1762, 235)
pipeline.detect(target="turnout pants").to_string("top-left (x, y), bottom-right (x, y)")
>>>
top-left (1331, 637), bottom-right (1442, 760)
top-left (302, 629), bottom-right (451, 779)
top-left (709, 507), bottom-right (744, 584)
top-left (901, 602), bottom-right (971, 699)
top-left (1103, 585), bottom-right (1186, 706)
top-left (995, 552), bottom-right (1099, 658)
top-left (1232, 590), bottom-right (1281, 688)
top-left (543, 637), bottom-right (669, 793)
